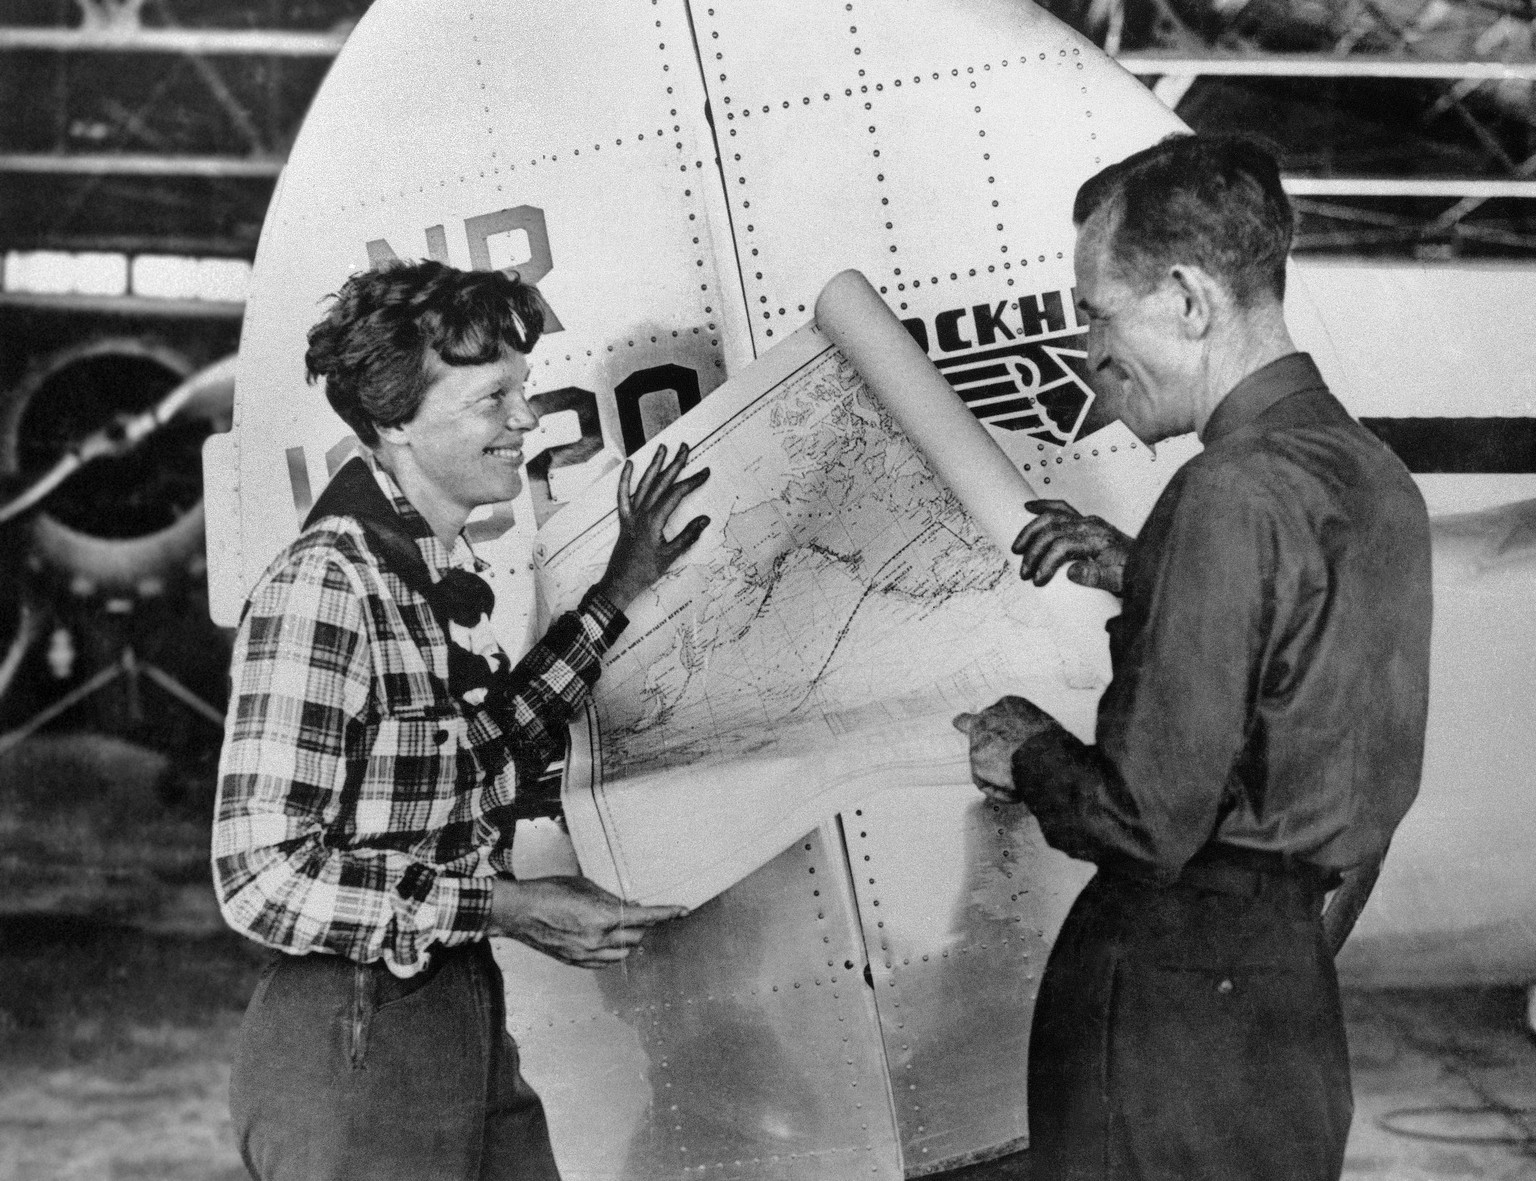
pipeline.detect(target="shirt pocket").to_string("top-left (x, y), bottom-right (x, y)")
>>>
top-left (361, 707), bottom-right (470, 837)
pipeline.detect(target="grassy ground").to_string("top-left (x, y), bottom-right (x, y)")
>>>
top-left (0, 731), bottom-right (251, 1179)
top-left (0, 734), bottom-right (218, 932)
top-left (0, 916), bottom-right (262, 1075)
top-left (0, 917), bottom-right (263, 1181)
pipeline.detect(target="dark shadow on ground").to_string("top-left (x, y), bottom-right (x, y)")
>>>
top-left (0, 915), bottom-right (266, 1073)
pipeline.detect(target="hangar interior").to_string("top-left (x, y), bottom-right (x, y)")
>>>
top-left (0, 2), bottom-right (1533, 1179)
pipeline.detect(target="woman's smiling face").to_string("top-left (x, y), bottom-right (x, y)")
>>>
top-left (384, 347), bottom-right (539, 528)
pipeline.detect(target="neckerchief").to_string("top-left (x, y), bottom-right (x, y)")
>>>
top-left (304, 457), bottom-right (513, 716)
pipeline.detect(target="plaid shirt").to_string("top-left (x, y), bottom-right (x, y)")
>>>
top-left (213, 465), bottom-right (625, 977)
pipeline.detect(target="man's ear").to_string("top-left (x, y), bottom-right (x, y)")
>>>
top-left (1166, 264), bottom-right (1221, 341)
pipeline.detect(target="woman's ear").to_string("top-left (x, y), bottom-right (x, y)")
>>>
top-left (375, 420), bottom-right (411, 448)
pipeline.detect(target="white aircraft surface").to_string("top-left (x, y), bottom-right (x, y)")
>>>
top-left (203, 1), bottom-right (1536, 1176)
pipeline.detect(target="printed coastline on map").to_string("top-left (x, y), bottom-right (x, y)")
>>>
top-left (534, 272), bottom-right (1115, 909)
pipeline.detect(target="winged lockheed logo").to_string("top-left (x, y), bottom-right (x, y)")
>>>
top-left (934, 331), bottom-right (1096, 446)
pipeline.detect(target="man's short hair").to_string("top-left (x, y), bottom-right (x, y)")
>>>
top-left (305, 260), bottom-right (545, 445)
top-left (1073, 134), bottom-right (1293, 306)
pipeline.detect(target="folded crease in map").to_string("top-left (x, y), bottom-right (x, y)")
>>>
top-left (537, 270), bottom-right (1116, 908)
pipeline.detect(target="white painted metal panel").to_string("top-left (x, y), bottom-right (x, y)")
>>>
top-left (503, 824), bottom-right (903, 1181)
top-left (844, 787), bottom-right (1092, 1173)
top-left (1290, 259), bottom-right (1536, 420)
top-left (219, 0), bottom-right (744, 636)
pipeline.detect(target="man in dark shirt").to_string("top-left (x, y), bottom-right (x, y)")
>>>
top-left (954, 135), bottom-right (1432, 1180)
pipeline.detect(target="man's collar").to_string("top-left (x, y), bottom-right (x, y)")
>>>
top-left (1199, 352), bottom-right (1328, 446)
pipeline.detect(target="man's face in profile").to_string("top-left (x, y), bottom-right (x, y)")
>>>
top-left (1073, 208), bottom-right (1198, 445)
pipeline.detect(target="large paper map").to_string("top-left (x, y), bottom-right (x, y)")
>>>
top-left (536, 277), bottom-right (1113, 906)
top-left (546, 341), bottom-right (1069, 778)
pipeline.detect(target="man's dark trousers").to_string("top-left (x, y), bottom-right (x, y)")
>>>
top-left (231, 940), bottom-right (561, 1181)
top-left (1028, 856), bottom-right (1352, 1180)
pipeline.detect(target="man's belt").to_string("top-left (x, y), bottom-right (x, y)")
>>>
top-left (1178, 844), bottom-right (1341, 900)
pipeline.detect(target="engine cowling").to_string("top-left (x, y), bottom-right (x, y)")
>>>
top-left (1, 342), bottom-right (235, 601)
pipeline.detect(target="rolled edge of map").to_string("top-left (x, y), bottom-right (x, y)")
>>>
top-left (560, 702), bottom-right (630, 899)
top-left (814, 268), bottom-right (1036, 556)
top-left (814, 268), bottom-right (1115, 689)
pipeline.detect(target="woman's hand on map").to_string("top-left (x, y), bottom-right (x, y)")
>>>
top-left (596, 443), bottom-right (711, 612)
top-left (1011, 499), bottom-right (1131, 595)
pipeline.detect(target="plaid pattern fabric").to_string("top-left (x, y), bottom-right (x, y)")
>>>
top-left (213, 466), bottom-right (625, 977)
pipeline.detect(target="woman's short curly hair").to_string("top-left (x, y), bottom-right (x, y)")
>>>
top-left (304, 259), bottom-right (545, 445)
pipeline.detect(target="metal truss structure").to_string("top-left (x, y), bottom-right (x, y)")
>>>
top-left (2, 0), bottom-right (1534, 266)
top-left (0, 0), bottom-right (365, 265)
top-left (1097, 0), bottom-right (1536, 254)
